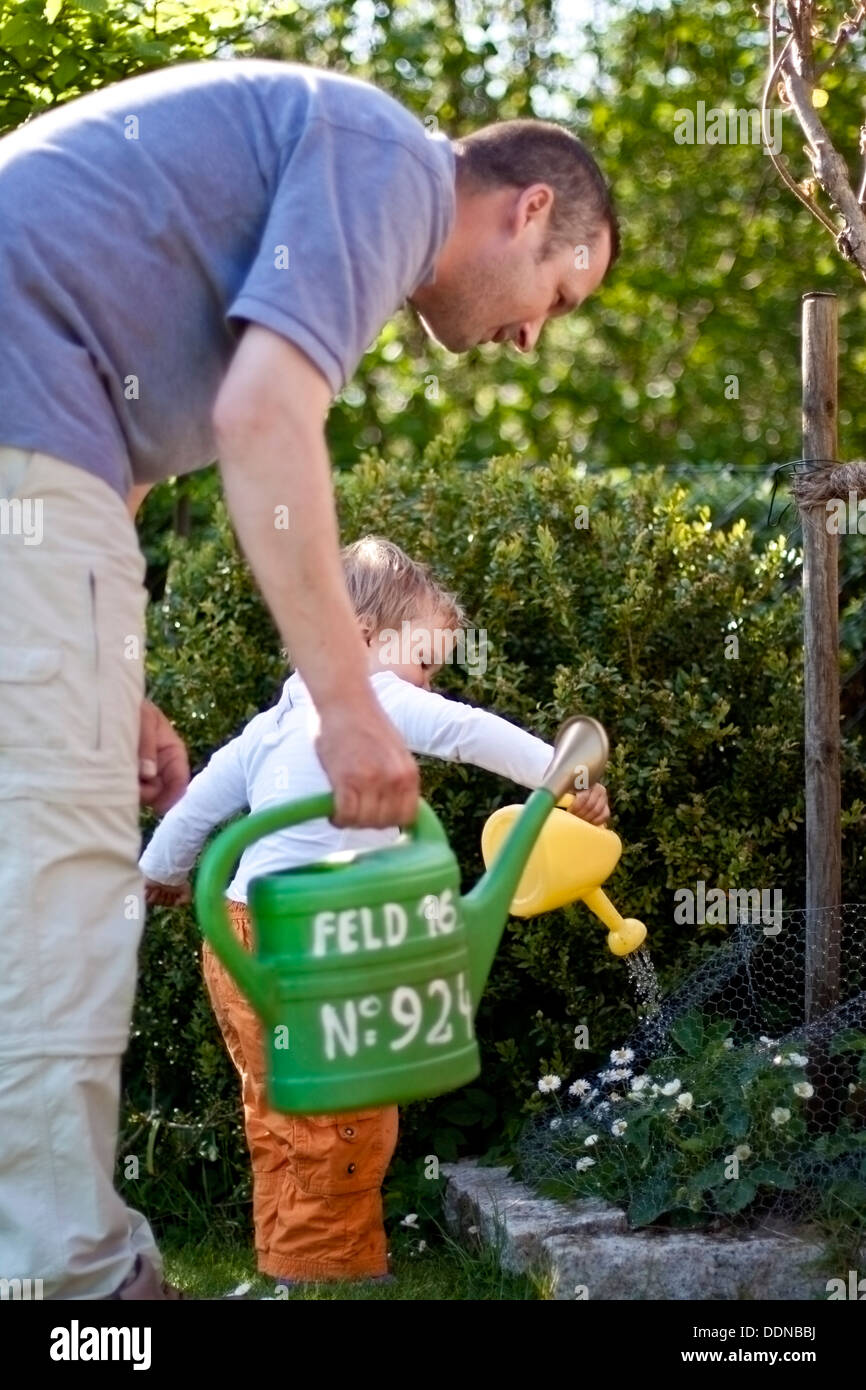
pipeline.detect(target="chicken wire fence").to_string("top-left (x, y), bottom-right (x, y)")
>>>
top-left (519, 905), bottom-right (866, 1236)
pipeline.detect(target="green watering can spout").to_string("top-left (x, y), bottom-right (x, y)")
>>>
top-left (462, 716), bottom-right (610, 1001)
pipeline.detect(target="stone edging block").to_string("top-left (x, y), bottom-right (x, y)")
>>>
top-left (442, 1159), bottom-right (834, 1301)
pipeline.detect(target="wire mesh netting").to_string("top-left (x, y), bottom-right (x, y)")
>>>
top-left (519, 905), bottom-right (866, 1237)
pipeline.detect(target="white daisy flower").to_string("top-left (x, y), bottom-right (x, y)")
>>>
top-left (630, 1075), bottom-right (650, 1092)
top-left (549, 1118), bottom-right (562, 1130)
top-left (793, 1081), bottom-right (813, 1099)
top-left (733, 1144), bottom-right (752, 1161)
top-left (722, 1038), bottom-right (735, 1050)
top-left (610, 1047), bottom-right (635, 1065)
top-left (568, 1079), bottom-right (591, 1098)
top-left (676, 1091), bottom-right (693, 1110)
top-left (575, 1156), bottom-right (596, 1172)
top-left (401, 1213), bottom-right (419, 1227)
top-left (771, 1107), bottom-right (791, 1126)
top-left (584, 1134), bottom-right (599, 1147)
top-left (609, 1092), bottom-right (623, 1103)
top-left (611, 1119), bottom-right (627, 1137)
top-left (661, 1079), bottom-right (681, 1096)
top-left (537, 1074), bottom-right (561, 1094)
top-left (774, 1051), bottom-right (809, 1067)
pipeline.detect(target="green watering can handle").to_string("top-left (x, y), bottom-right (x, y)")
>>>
top-left (195, 793), bottom-right (448, 1023)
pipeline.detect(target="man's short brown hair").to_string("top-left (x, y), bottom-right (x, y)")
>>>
top-left (453, 118), bottom-right (619, 269)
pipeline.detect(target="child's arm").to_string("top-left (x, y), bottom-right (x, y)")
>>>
top-left (378, 678), bottom-right (609, 822)
top-left (139, 734), bottom-right (250, 902)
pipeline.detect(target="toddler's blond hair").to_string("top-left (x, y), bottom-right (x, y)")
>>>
top-left (341, 536), bottom-right (465, 634)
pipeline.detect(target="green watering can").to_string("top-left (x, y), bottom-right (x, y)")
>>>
top-left (195, 716), bottom-right (608, 1114)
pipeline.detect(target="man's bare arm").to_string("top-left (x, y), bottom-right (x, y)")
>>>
top-left (127, 483), bottom-right (152, 520)
top-left (212, 324), bottom-right (419, 829)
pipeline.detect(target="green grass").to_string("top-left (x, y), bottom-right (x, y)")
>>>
top-left (160, 1224), bottom-right (545, 1301)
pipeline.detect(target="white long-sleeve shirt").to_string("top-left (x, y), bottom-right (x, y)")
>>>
top-left (139, 670), bottom-right (554, 903)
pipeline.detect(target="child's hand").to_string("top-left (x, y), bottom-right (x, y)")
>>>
top-left (567, 783), bottom-right (610, 827)
top-left (144, 878), bottom-right (192, 908)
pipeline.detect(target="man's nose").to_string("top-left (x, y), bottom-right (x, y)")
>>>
top-left (514, 319), bottom-right (544, 352)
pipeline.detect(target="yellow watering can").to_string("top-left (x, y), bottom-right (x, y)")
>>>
top-left (481, 735), bottom-right (646, 956)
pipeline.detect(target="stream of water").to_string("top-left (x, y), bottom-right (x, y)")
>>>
top-left (624, 944), bottom-right (662, 1018)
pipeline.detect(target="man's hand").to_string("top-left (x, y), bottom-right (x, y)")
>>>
top-left (138, 699), bottom-right (190, 814)
top-left (567, 783), bottom-right (610, 827)
top-left (144, 878), bottom-right (192, 908)
top-left (316, 699), bottom-right (420, 829)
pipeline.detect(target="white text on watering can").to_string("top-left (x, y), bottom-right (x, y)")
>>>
top-left (312, 890), bottom-right (458, 957)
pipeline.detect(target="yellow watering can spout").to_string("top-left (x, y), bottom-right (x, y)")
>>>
top-left (581, 887), bottom-right (647, 957)
top-left (480, 797), bottom-right (647, 957)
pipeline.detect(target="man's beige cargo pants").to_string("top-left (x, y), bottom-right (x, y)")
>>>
top-left (0, 447), bottom-right (161, 1299)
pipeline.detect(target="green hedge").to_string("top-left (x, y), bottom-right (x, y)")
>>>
top-left (121, 436), bottom-right (866, 1233)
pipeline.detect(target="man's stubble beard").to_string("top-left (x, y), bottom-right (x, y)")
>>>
top-left (413, 260), bottom-right (501, 353)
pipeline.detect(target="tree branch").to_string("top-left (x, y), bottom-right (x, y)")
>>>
top-left (780, 55), bottom-right (866, 273)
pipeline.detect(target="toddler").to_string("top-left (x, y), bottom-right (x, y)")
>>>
top-left (140, 536), bottom-right (609, 1287)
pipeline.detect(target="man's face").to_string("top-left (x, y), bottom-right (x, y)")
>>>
top-left (409, 182), bottom-right (612, 355)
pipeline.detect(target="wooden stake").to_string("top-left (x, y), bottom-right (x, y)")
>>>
top-left (801, 291), bottom-right (842, 1019)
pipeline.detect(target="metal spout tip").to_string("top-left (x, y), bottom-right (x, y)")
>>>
top-left (541, 715), bottom-right (609, 802)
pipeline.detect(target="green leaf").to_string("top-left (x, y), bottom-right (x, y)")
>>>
top-left (44, 0), bottom-right (63, 23)
top-left (750, 1163), bottom-right (796, 1190)
top-left (628, 1181), bottom-right (677, 1227)
top-left (677, 1135), bottom-right (707, 1153)
top-left (430, 1129), bottom-right (460, 1163)
top-left (671, 1011), bottom-right (704, 1057)
top-left (51, 50), bottom-right (79, 90)
top-left (0, 14), bottom-right (42, 45)
top-left (826, 1178), bottom-right (866, 1209)
top-left (438, 1098), bottom-right (483, 1127)
top-left (722, 1107), bottom-right (750, 1139)
top-left (705, 1018), bottom-right (736, 1048)
top-left (714, 1179), bottom-right (756, 1214)
top-left (830, 1030), bottom-right (866, 1055)
top-left (689, 1160), bottom-right (727, 1191)
top-left (622, 1113), bottom-right (653, 1158)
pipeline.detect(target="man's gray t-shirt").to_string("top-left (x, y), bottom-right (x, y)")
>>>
top-left (0, 60), bottom-right (455, 497)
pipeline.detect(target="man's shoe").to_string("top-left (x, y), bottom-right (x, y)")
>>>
top-left (105, 1255), bottom-right (185, 1300)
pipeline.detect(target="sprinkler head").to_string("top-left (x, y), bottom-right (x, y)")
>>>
top-left (607, 919), bottom-right (647, 957)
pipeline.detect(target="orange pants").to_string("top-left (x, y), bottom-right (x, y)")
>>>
top-left (202, 900), bottom-right (399, 1281)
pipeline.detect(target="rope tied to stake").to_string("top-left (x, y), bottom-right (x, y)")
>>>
top-left (791, 459), bottom-right (866, 508)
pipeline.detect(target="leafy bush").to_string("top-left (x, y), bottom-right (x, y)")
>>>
top-left (124, 433), bottom-right (866, 1232)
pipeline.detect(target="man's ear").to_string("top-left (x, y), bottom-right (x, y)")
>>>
top-left (515, 182), bottom-right (555, 237)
